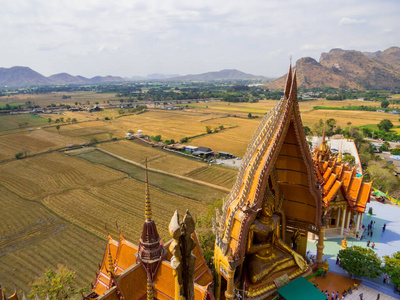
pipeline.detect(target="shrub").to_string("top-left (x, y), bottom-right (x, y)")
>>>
top-left (368, 207), bottom-right (373, 215)
top-left (15, 152), bottom-right (24, 159)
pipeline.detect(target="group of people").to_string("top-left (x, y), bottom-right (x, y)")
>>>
top-left (322, 287), bottom-right (357, 300)
top-left (383, 274), bottom-right (391, 285)
top-left (323, 290), bottom-right (345, 300)
top-left (366, 240), bottom-right (375, 249)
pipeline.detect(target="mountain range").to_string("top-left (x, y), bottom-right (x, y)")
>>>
top-left (0, 67), bottom-right (126, 87)
top-left (166, 69), bottom-right (268, 81)
top-left (267, 46), bottom-right (400, 90)
top-left (0, 67), bottom-right (267, 87)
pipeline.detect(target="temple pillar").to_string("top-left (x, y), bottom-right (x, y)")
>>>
top-left (340, 207), bottom-right (347, 235)
top-left (356, 212), bottom-right (361, 233)
top-left (337, 207), bottom-right (341, 228)
top-left (360, 213), bottom-right (364, 228)
top-left (345, 210), bottom-right (351, 230)
top-left (224, 268), bottom-right (235, 300)
top-left (317, 227), bottom-right (325, 264)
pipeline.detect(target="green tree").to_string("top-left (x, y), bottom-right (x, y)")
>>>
top-left (313, 119), bottom-right (324, 136)
top-left (377, 119), bottom-right (393, 132)
top-left (383, 251), bottom-right (400, 289)
top-left (219, 125), bottom-right (224, 131)
top-left (343, 153), bottom-right (355, 164)
top-left (380, 141), bottom-right (390, 152)
top-left (15, 152), bottom-right (24, 159)
top-left (71, 118), bottom-right (78, 123)
top-left (29, 265), bottom-right (87, 300)
top-left (338, 246), bottom-right (382, 278)
top-left (48, 118), bottom-right (52, 124)
top-left (326, 118), bottom-right (337, 135)
top-left (66, 117), bottom-right (71, 123)
top-left (303, 126), bottom-right (311, 136)
top-left (248, 113), bottom-right (252, 118)
top-left (56, 125), bottom-right (60, 133)
top-left (151, 135), bottom-right (162, 142)
top-left (381, 99), bottom-right (390, 108)
top-left (206, 126), bottom-right (212, 134)
top-left (180, 137), bottom-right (189, 143)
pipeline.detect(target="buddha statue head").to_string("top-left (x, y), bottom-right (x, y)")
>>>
top-left (260, 198), bottom-right (274, 218)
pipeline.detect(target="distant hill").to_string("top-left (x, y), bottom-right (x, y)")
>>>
top-left (267, 46), bottom-right (400, 90)
top-left (0, 66), bottom-right (51, 86)
top-left (130, 73), bottom-right (180, 80)
top-left (168, 69), bottom-right (268, 81)
top-left (0, 67), bottom-right (126, 87)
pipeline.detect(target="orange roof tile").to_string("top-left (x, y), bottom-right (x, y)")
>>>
top-left (115, 235), bottom-right (138, 274)
top-left (97, 286), bottom-right (121, 300)
top-left (115, 264), bottom-right (147, 299)
top-left (323, 181), bottom-right (342, 206)
top-left (323, 173), bottom-right (337, 195)
top-left (347, 176), bottom-right (363, 205)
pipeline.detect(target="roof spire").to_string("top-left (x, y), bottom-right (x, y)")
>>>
top-left (145, 159), bottom-right (152, 221)
top-left (284, 61), bottom-right (293, 100)
top-left (107, 243), bottom-right (114, 278)
top-left (288, 68), bottom-right (298, 102)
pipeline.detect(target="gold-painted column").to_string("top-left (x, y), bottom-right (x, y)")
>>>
top-left (317, 227), bottom-right (325, 264)
top-left (224, 268), bottom-right (235, 300)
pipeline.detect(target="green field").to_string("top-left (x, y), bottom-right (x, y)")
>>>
top-left (0, 114), bottom-right (49, 131)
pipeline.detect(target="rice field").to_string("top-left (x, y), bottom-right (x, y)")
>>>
top-left (0, 129), bottom-right (87, 160)
top-left (0, 114), bottom-right (49, 132)
top-left (0, 91), bottom-right (114, 108)
top-left (0, 152), bottom-right (124, 200)
top-left (0, 185), bottom-right (105, 295)
top-left (72, 149), bottom-right (227, 204)
top-left (0, 149), bottom-right (228, 295)
top-left (110, 109), bottom-right (232, 141)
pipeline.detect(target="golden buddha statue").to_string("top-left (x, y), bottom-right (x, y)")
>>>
top-left (341, 238), bottom-right (347, 249)
top-left (246, 192), bottom-right (307, 284)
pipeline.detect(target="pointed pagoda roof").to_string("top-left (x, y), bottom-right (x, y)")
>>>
top-left (137, 160), bottom-right (165, 280)
top-left (214, 64), bottom-right (322, 264)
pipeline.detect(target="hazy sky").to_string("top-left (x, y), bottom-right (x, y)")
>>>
top-left (1, 0), bottom-right (399, 78)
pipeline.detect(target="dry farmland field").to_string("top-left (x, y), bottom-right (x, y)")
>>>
top-left (0, 149), bottom-right (229, 294)
top-left (2, 93), bottom-right (400, 295)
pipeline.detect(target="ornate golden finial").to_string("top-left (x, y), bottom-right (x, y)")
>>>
top-left (147, 275), bottom-right (154, 300)
top-left (145, 159), bottom-right (152, 220)
top-left (107, 243), bottom-right (114, 277)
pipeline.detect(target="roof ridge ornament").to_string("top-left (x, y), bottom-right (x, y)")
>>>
top-left (145, 159), bottom-right (152, 221)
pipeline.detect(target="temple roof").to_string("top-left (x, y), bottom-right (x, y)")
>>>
top-left (91, 232), bottom-right (213, 300)
top-left (314, 142), bottom-right (372, 213)
top-left (214, 65), bottom-right (322, 266)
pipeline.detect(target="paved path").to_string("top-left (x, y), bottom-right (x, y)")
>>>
top-left (307, 201), bottom-right (400, 299)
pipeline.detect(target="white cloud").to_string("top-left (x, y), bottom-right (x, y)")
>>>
top-left (0, 0), bottom-right (399, 77)
top-left (338, 17), bottom-right (366, 25)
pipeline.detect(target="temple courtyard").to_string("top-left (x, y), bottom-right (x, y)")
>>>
top-left (307, 200), bottom-right (400, 299)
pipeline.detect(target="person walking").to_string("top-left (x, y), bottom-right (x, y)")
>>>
top-left (367, 240), bottom-right (370, 247)
top-left (371, 242), bottom-right (375, 249)
top-left (332, 292), bottom-right (335, 300)
top-left (383, 223), bottom-right (386, 232)
top-left (359, 293), bottom-right (363, 300)
top-left (384, 274), bottom-right (387, 284)
top-left (376, 293), bottom-right (381, 300)
top-left (336, 291), bottom-right (339, 299)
